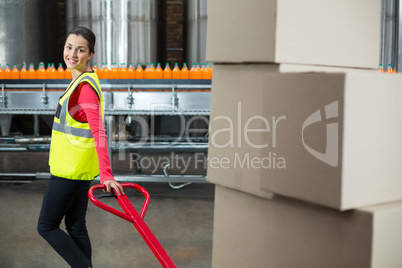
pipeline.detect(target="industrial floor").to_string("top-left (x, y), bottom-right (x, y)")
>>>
top-left (0, 179), bottom-right (215, 268)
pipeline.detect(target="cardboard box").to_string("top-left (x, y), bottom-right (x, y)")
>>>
top-left (206, 0), bottom-right (381, 69)
top-left (207, 64), bottom-right (402, 210)
top-left (212, 185), bottom-right (402, 268)
top-left (279, 63), bottom-right (377, 73)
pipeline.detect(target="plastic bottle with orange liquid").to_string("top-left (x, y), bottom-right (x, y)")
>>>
top-left (190, 63), bottom-right (202, 79)
top-left (189, 63), bottom-right (196, 79)
top-left (20, 63), bottom-right (28, 79)
top-left (119, 63), bottom-right (129, 79)
top-left (195, 63), bottom-right (202, 79)
top-left (37, 62), bottom-right (47, 79)
top-left (200, 63), bottom-right (206, 78)
top-left (378, 64), bottom-right (384, 73)
top-left (180, 63), bottom-right (189, 79)
top-left (0, 64), bottom-right (4, 79)
top-left (136, 63), bottom-right (144, 79)
top-left (98, 63), bottom-right (105, 79)
top-left (92, 63), bottom-right (99, 73)
top-left (128, 63), bottom-right (136, 79)
top-left (163, 63), bottom-right (172, 79)
top-left (4, 64), bottom-right (11, 79)
top-left (28, 63), bottom-right (36, 79)
top-left (46, 63), bottom-right (51, 78)
top-left (110, 63), bottom-right (119, 79)
top-left (103, 63), bottom-right (112, 79)
top-left (11, 64), bottom-right (20, 79)
top-left (56, 63), bottom-right (65, 79)
top-left (48, 63), bottom-right (57, 79)
top-left (172, 63), bottom-right (181, 79)
top-left (386, 64), bottom-right (393, 73)
top-left (155, 62), bottom-right (163, 79)
top-left (202, 63), bottom-right (213, 79)
top-left (65, 67), bottom-right (72, 79)
top-left (148, 63), bottom-right (156, 79)
top-left (144, 63), bottom-right (150, 79)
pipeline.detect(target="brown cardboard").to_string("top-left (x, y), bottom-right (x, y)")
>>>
top-left (212, 185), bottom-right (402, 268)
top-left (279, 63), bottom-right (377, 73)
top-left (206, 0), bottom-right (381, 69)
top-left (207, 64), bottom-right (402, 210)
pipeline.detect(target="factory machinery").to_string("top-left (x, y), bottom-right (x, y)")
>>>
top-left (0, 79), bottom-right (211, 187)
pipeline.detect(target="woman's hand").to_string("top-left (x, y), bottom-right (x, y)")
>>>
top-left (103, 179), bottom-right (124, 196)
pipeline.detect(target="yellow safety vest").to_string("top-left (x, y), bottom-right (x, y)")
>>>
top-left (49, 72), bottom-right (104, 181)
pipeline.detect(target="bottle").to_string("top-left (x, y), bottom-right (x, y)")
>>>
top-left (155, 62), bottom-right (163, 79)
top-left (378, 64), bottom-right (384, 73)
top-left (135, 63), bottom-right (144, 79)
top-left (96, 63), bottom-right (103, 79)
top-left (46, 63), bottom-right (51, 77)
top-left (200, 63), bottom-right (206, 79)
top-left (148, 62), bottom-right (156, 79)
top-left (180, 62), bottom-right (189, 79)
top-left (37, 62), bottom-right (47, 79)
top-left (28, 63), bottom-right (36, 79)
top-left (386, 64), bottom-right (393, 73)
top-left (92, 63), bottom-right (99, 73)
top-left (119, 63), bottom-right (129, 79)
top-left (48, 63), bottom-right (57, 79)
top-left (128, 63), bottom-right (136, 79)
top-left (98, 63), bottom-right (105, 79)
top-left (20, 63), bottom-right (28, 79)
top-left (11, 64), bottom-right (20, 79)
top-left (194, 63), bottom-right (202, 79)
top-left (189, 63), bottom-right (196, 79)
top-left (202, 63), bottom-right (213, 79)
top-left (144, 63), bottom-right (150, 79)
top-left (64, 67), bottom-right (72, 79)
top-left (111, 63), bottom-right (119, 79)
top-left (0, 64), bottom-right (4, 79)
top-left (190, 62), bottom-right (202, 79)
top-left (56, 63), bottom-right (65, 79)
top-left (103, 63), bottom-right (111, 79)
top-left (4, 63), bottom-right (11, 79)
top-left (172, 63), bottom-right (181, 79)
top-left (163, 63), bottom-right (172, 79)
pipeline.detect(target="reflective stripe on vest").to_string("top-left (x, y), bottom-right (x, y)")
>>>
top-left (52, 121), bottom-right (93, 138)
top-left (49, 72), bottom-right (104, 181)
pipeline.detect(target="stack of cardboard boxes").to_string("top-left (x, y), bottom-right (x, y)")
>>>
top-left (206, 0), bottom-right (402, 267)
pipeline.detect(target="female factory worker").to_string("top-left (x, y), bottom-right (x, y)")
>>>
top-left (37, 26), bottom-right (124, 268)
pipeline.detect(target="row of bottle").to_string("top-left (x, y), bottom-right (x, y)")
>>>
top-left (95, 62), bottom-right (213, 80)
top-left (0, 62), bottom-right (213, 80)
top-left (0, 63), bottom-right (71, 80)
top-left (378, 64), bottom-right (397, 73)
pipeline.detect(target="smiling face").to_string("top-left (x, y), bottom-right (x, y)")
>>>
top-left (63, 34), bottom-right (94, 78)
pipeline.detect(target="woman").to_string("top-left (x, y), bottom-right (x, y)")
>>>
top-left (37, 26), bottom-right (124, 268)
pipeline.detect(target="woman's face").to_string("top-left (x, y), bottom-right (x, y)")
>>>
top-left (63, 34), bottom-right (94, 72)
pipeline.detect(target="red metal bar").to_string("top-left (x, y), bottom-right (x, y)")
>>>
top-left (88, 183), bottom-right (177, 268)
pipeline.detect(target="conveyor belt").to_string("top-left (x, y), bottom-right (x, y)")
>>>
top-left (0, 79), bottom-right (211, 116)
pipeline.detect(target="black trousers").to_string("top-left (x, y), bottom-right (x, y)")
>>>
top-left (37, 175), bottom-right (92, 268)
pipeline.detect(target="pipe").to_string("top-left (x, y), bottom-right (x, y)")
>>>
top-left (14, 136), bottom-right (51, 144)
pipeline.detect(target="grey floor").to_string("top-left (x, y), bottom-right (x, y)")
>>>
top-left (0, 179), bottom-right (215, 268)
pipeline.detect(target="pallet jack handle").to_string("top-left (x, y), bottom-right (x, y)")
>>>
top-left (89, 183), bottom-right (150, 220)
top-left (88, 183), bottom-right (177, 268)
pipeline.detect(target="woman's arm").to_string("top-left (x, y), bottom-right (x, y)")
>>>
top-left (72, 82), bottom-right (124, 195)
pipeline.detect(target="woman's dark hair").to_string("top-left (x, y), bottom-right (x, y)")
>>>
top-left (67, 26), bottom-right (96, 54)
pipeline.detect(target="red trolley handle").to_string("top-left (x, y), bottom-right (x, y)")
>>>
top-left (88, 183), bottom-right (150, 221)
